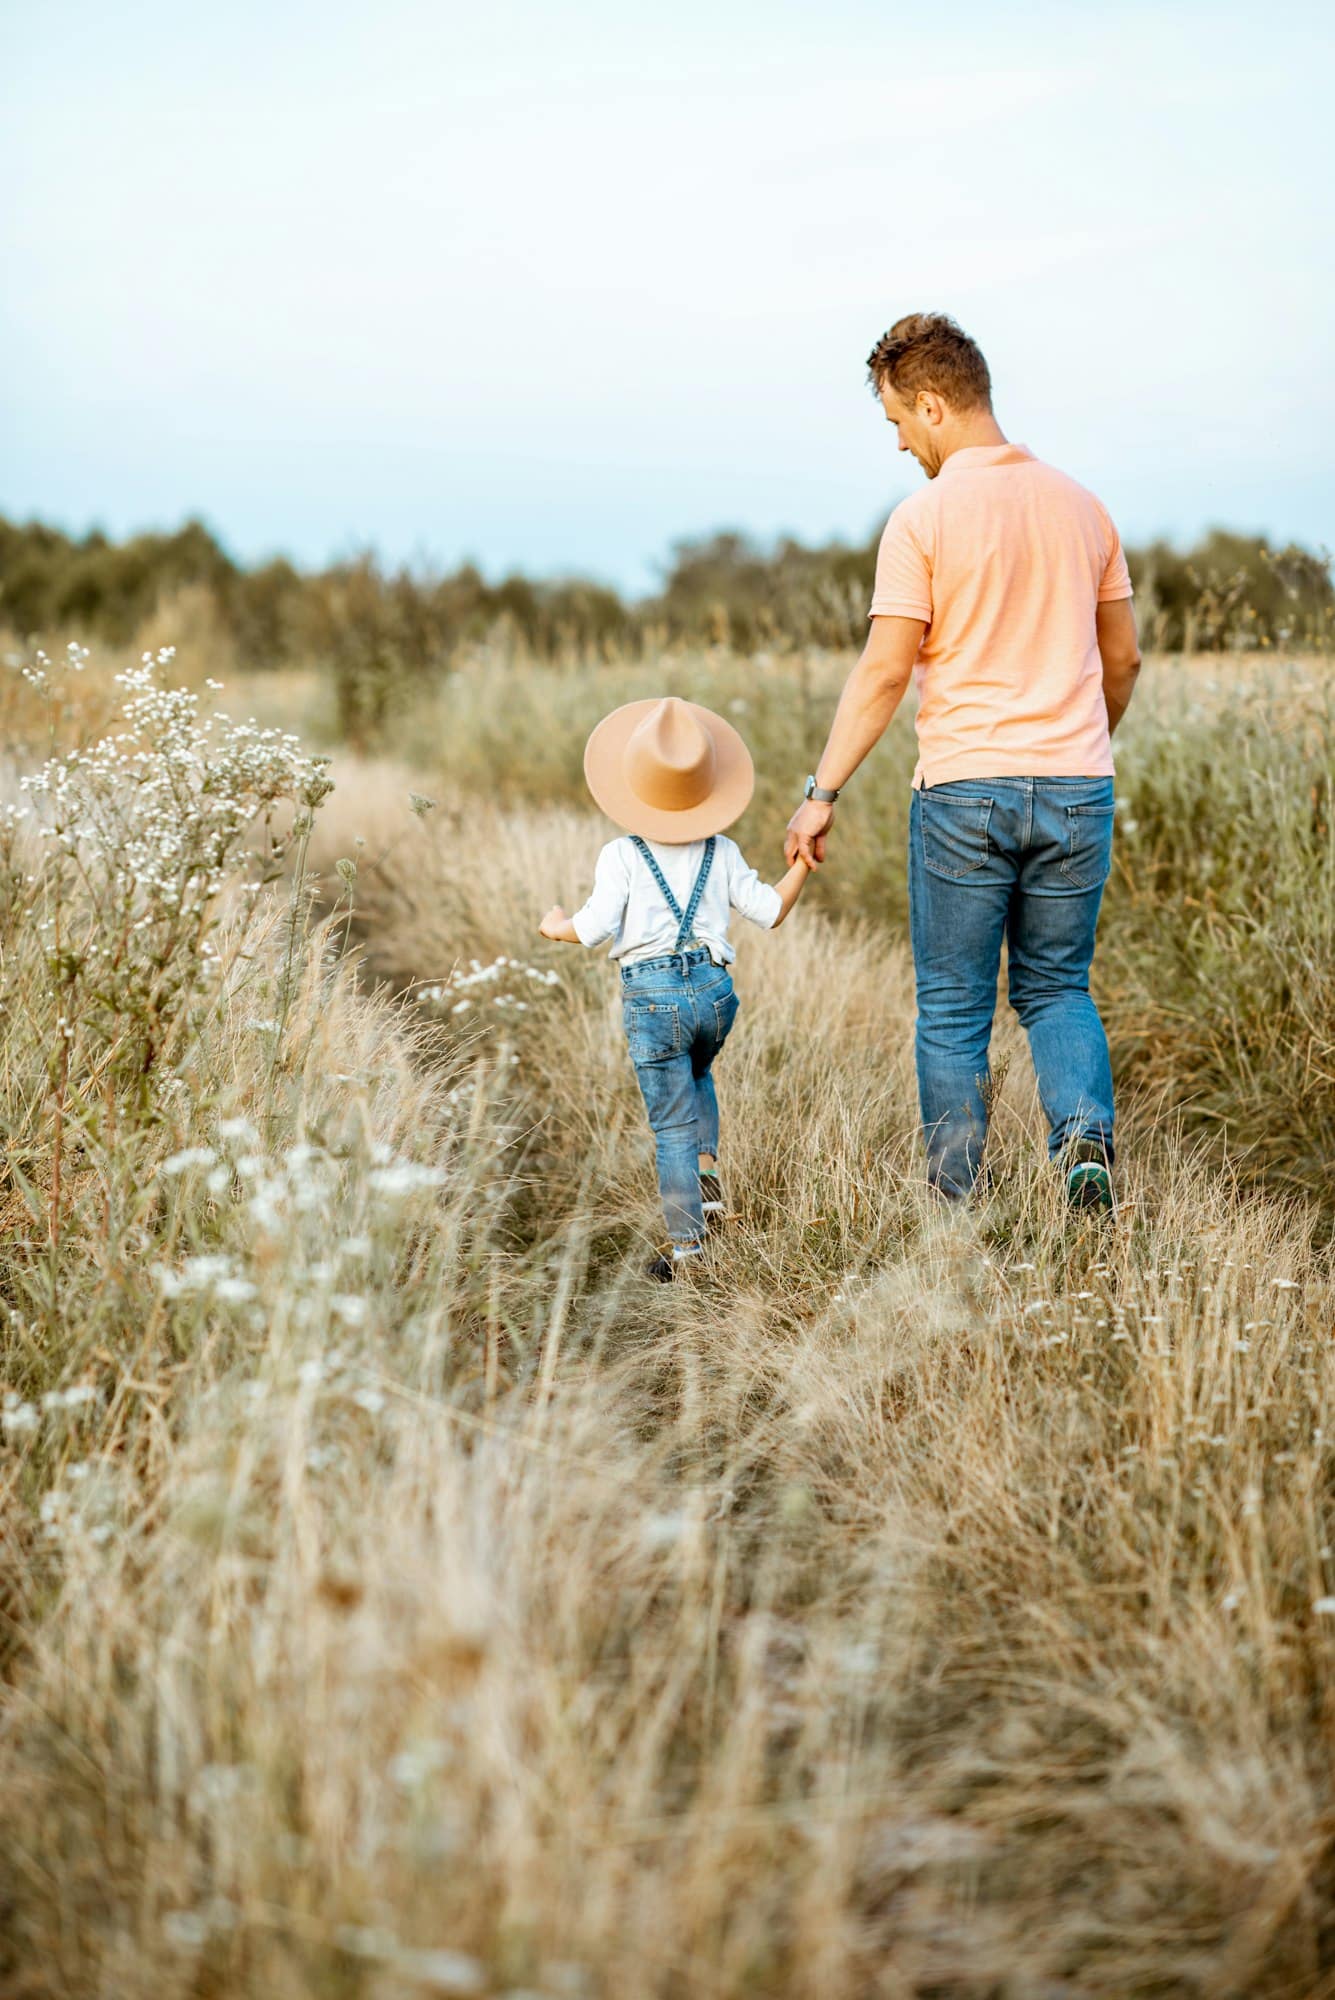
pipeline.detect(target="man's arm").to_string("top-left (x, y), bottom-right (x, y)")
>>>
top-left (784, 614), bottom-right (924, 866)
top-left (1097, 598), bottom-right (1142, 735)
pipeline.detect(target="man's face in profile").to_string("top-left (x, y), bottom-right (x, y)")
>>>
top-left (879, 381), bottom-right (942, 478)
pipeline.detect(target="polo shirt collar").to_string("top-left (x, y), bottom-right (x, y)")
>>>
top-left (938, 443), bottom-right (1035, 475)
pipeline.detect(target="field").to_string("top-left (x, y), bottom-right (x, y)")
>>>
top-left (1, 638), bottom-right (1334, 1998)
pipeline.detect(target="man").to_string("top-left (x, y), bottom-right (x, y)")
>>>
top-left (785, 312), bottom-right (1142, 1209)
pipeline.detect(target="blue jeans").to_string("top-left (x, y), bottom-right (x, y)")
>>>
top-left (621, 949), bottom-right (739, 1244)
top-left (908, 776), bottom-right (1116, 1198)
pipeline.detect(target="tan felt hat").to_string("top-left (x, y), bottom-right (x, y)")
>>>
top-left (583, 696), bottom-right (754, 842)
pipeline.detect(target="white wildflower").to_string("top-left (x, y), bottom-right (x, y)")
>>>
top-left (391, 1949), bottom-right (486, 1994)
top-left (389, 1738), bottom-right (451, 1786)
top-left (183, 1255), bottom-right (233, 1285)
top-left (160, 1146), bottom-right (217, 1176)
top-left (218, 1116), bottom-right (259, 1147)
top-left (368, 1162), bottom-right (447, 1198)
top-left (41, 1384), bottom-right (100, 1412)
top-left (334, 1924), bottom-right (399, 1961)
top-left (214, 1278), bottom-right (258, 1305)
top-left (162, 1909), bottom-right (210, 1950)
top-left (641, 1512), bottom-right (687, 1551)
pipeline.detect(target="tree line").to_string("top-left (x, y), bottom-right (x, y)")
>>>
top-left (3, 513), bottom-right (1329, 680)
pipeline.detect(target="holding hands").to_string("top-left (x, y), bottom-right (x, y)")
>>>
top-left (784, 796), bottom-right (836, 869)
top-left (784, 614), bottom-right (924, 868)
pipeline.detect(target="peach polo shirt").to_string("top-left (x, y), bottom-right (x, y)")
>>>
top-left (868, 443), bottom-right (1133, 789)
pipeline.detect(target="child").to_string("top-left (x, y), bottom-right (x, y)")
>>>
top-left (539, 695), bottom-right (810, 1280)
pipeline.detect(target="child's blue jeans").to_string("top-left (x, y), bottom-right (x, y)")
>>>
top-left (620, 948), bottom-right (739, 1244)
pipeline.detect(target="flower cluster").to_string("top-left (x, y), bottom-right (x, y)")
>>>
top-left (3, 1381), bottom-right (101, 1438)
top-left (21, 648), bottom-right (333, 917)
top-left (14, 646), bottom-right (334, 1096)
top-left (36, 1457), bottom-right (121, 1547)
top-left (151, 1127), bottom-right (448, 1342)
top-left (416, 955), bottom-right (560, 1020)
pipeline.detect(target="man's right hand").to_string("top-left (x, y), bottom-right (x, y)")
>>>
top-left (785, 798), bottom-right (836, 868)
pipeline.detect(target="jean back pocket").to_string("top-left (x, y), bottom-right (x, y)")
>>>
top-left (1060, 803), bottom-right (1115, 890)
top-left (623, 997), bottom-right (683, 1063)
top-left (711, 986), bottom-right (740, 1046)
top-left (919, 790), bottom-right (995, 879)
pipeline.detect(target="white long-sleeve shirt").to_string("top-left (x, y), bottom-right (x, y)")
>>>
top-left (571, 834), bottom-right (782, 965)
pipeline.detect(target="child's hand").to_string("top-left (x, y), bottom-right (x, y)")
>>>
top-left (539, 904), bottom-right (569, 940)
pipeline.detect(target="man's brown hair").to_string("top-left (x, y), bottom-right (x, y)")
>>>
top-left (866, 313), bottom-right (992, 412)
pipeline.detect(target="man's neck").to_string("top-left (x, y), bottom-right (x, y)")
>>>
top-left (938, 413), bottom-right (1008, 465)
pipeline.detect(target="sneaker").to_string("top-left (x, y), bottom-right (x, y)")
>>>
top-left (1064, 1139), bottom-right (1115, 1214)
top-left (646, 1244), bottom-right (705, 1283)
top-left (700, 1169), bottom-right (726, 1227)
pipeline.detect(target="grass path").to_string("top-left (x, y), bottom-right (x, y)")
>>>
top-left (1, 725), bottom-right (1333, 1996)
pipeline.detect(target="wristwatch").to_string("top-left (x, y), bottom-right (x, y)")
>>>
top-left (804, 775), bottom-right (840, 803)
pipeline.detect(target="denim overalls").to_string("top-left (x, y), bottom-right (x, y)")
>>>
top-left (619, 836), bottom-right (739, 1245)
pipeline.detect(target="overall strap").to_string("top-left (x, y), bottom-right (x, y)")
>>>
top-left (676, 836), bottom-right (715, 948)
top-left (629, 835), bottom-right (716, 951)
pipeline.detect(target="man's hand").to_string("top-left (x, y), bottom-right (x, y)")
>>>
top-left (785, 798), bottom-right (836, 868)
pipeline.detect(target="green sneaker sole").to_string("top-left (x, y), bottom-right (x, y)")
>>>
top-left (1066, 1160), bottom-right (1114, 1213)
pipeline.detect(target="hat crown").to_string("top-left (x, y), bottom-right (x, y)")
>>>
top-left (622, 697), bottom-right (717, 814)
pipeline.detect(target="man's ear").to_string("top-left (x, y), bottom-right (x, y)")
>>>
top-left (918, 390), bottom-right (945, 427)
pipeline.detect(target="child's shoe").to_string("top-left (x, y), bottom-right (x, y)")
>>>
top-left (646, 1243), bottom-right (705, 1282)
top-left (1064, 1138), bottom-right (1115, 1214)
top-left (700, 1169), bottom-right (727, 1228)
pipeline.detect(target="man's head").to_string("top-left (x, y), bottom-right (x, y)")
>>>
top-left (866, 313), bottom-right (995, 477)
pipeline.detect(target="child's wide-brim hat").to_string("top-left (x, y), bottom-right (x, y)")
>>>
top-left (583, 696), bottom-right (754, 842)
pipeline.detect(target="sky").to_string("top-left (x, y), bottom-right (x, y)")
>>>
top-left (2, 0), bottom-right (1332, 594)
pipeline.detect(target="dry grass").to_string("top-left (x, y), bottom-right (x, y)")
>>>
top-left (2, 706), bottom-right (1334, 1998)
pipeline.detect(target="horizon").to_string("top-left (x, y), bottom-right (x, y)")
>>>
top-left (3, 0), bottom-right (1332, 594)
top-left (3, 501), bottom-right (1324, 608)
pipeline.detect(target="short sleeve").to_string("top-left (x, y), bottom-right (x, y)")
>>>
top-left (1097, 514), bottom-right (1134, 602)
top-left (868, 503), bottom-right (933, 622)
top-left (571, 841), bottom-right (630, 948)
top-left (724, 842), bottom-right (782, 931)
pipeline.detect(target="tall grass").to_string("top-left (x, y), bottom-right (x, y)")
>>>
top-left (1, 647), bottom-right (1333, 1996)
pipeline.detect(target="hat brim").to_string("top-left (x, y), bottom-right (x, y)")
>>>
top-left (583, 699), bottom-right (755, 842)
